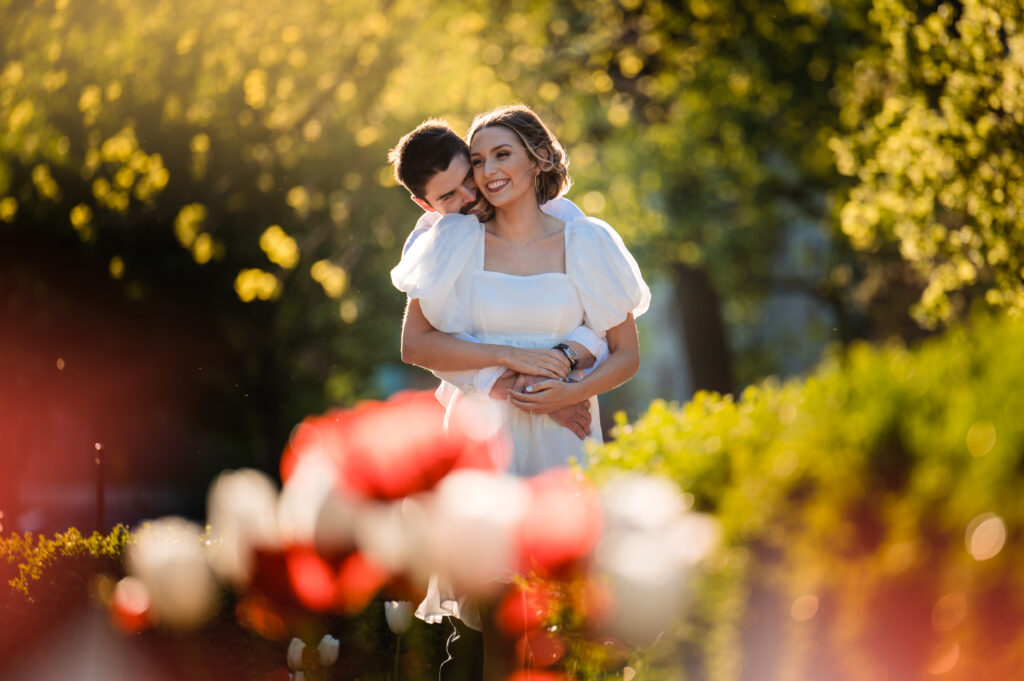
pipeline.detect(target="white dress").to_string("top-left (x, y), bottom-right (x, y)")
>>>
top-left (391, 212), bottom-right (651, 475)
top-left (390, 212), bottom-right (651, 627)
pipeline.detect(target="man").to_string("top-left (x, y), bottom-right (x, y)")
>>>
top-left (386, 120), bottom-right (610, 680)
top-left (387, 120), bottom-right (608, 439)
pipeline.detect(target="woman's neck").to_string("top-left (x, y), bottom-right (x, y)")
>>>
top-left (491, 194), bottom-right (548, 243)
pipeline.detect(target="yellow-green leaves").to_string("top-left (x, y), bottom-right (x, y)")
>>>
top-left (834, 0), bottom-right (1024, 327)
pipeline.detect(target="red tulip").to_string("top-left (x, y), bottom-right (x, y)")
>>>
top-left (496, 582), bottom-right (558, 636)
top-left (505, 671), bottom-right (571, 681)
top-left (282, 391), bottom-right (505, 500)
top-left (515, 628), bottom-right (567, 669)
top-left (335, 550), bottom-right (389, 614)
top-left (517, 469), bottom-right (603, 576)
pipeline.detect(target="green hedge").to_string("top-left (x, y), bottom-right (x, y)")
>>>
top-left (590, 314), bottom-right (1024, 681)
top-left (0, 526), bottom-right (129, 666)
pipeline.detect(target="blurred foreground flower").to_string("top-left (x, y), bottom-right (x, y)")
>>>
top-left (281, 391), bottom-right (504, 500)
top-left (206, 468), bottom-right (281, 587)
top-left (126, 517), bottom-right (219, 630)
top-left (430, 469), bottom-right (528, 595)
top-left (593, 474), bottom-right (720, 645)
top-left (518, 468), bottom-right (603, 576)
top-left (120, 392), bottom-right (716, 674)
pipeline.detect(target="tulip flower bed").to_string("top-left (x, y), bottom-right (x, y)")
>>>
top-left (2, 391), bottom-right (717, 680)
top-left (6, 314), bottom-right (1023, 681)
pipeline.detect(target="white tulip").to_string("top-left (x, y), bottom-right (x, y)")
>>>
top-left (127, 517), bottom-right (218, 630)
top-left (430, 470), bottom-right (527, 594)
top-left (206, 469), bottom-right (281, 586)
top-left (352, 495), bottom-right (433, 580)
top-left (593, 474), bottom-right (720, 645)
top-left (599, 473), bottom-right (686, 534)
top-left (287, 637), bottom-right (306, 670)
top-left (384, 600), bottom-right (414, 635)
top-left (278, 451), bottom-right (361, 559)
top-left (318, 634), bottom-right (340, 666)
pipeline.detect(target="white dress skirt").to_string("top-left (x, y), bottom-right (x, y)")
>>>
top-left (390, 211), bottom-right (651, 626)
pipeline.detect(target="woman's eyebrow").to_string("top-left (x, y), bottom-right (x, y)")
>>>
top-left (470, 144), bottom-right (513, 156)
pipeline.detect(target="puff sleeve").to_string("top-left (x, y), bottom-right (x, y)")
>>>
top-left (390, 213), bottom-right (483, 334)
top-left (565, 217), bottom-right (651, 333)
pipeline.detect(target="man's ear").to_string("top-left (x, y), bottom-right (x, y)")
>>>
top-left (411, 195), bottom-right (436, 213)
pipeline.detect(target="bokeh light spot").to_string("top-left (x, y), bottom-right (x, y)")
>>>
top-left (965, 513), bottom-right (1006, 561)
top-left (931, 592), bottom-right (967, 631)
top-left (966, 421), bottom-right (996, 457)
top-left (791, 594), bottom-right (819, 621)
top-left (928, 642), bottom-right (960, 675)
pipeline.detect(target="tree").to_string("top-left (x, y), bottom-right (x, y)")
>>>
top-left (831, 0), bottom-right (1024, 327)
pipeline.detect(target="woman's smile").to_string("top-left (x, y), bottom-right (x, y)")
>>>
top-left (484, 178), bottom-right (510, 193)
top-left (470, 125), bottom-right (538, 207)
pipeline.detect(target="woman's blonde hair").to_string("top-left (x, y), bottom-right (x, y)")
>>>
top-left (467, 104), bottom-right (570, 204)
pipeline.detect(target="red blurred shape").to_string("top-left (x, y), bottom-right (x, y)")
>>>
top-left (496, 583), bottom-right (557, 636)
top-left (516, 629), bottom-right (567, 669)
top-left (111, 599), bottom-right (150, 635)
top-left (235, 594), bottom-right (288, 640)
top-left (335, 551), bottom-right (389, 613)
top-left (265, 667), bottom-right (291, 681)
top-left (110, 577), bottom-right (151, 634)
top-left (505, 670), bottom-right (571, 681)
top-left (281, 391), bottom-right (504, 500)
top-left (251, 548), bottom-right (296, 607)
top-left (517, 469), bottom-right (603, 575)
top-left (285, 546), bottom-right (338, 612)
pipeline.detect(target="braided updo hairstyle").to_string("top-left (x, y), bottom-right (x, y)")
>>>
top-left (467, 104), bottom-right (571, 205)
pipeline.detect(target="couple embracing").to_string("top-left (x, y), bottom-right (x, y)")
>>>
top-left (388, 104), bottom-right (650, 675)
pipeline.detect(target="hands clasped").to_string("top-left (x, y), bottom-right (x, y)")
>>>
top-left (502, 347), bottom-right (572, 380)
top-left (489, 371), bottom-right (592, 440)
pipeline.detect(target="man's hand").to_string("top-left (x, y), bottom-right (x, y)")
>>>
top-left (488, 369), bottom-right (519, 400)
top-left (547, 400), bottom-right (592, 440)
top-left (512, 374), bottom-right (591, 439)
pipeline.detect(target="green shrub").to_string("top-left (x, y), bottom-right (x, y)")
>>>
top-left (0, 526), bottom-right (129, 665)
top-left (590, 314), bottom-right (1024, 681)
top-left (1, 525), bottom-right (129, 599)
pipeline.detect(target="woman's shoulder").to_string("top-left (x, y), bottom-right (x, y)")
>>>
top-left (565, 215), bottom-right (651, 328)
top-left (565, 215), bottom-right (628, 247)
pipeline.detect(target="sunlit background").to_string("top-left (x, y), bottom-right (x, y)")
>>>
top-left (2, 0), bottom-right (1024, 679)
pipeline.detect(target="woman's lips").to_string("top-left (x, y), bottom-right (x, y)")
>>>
top-left (485, 179), bottom-right (510, 193)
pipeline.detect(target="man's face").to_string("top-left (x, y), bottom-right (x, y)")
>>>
top-left (417, 154), bottom-right (483, 215)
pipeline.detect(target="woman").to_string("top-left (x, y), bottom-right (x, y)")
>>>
top-left (392, 104), bottom-right (650, 474)
top-left (391, 104), bottom-right (650, 678)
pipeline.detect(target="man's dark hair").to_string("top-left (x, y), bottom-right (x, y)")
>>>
top-left (387, 120), bottom-right (470, 201)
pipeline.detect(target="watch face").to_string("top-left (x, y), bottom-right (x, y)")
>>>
top-left (557, 343), bottom-right (578, 367)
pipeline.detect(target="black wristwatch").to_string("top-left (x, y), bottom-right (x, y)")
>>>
top-left (553, 342), bottom-right (579, 371)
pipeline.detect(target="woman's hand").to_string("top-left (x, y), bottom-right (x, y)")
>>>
top-left (501, 347), bottom-right (571, 380)
top-left (509, 378), bottom-right (583, 415)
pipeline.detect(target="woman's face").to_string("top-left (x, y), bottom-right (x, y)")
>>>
top-left (469, 125), bottom-right (538, 208)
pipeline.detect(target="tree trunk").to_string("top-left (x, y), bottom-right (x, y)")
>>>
top-left (670, 262), bottom-right (734, 395)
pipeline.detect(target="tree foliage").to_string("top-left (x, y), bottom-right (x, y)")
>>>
top-left (4, 0), bottom-right (1023, 461)
top-left (832, 0), bottom-right (1024, 327)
